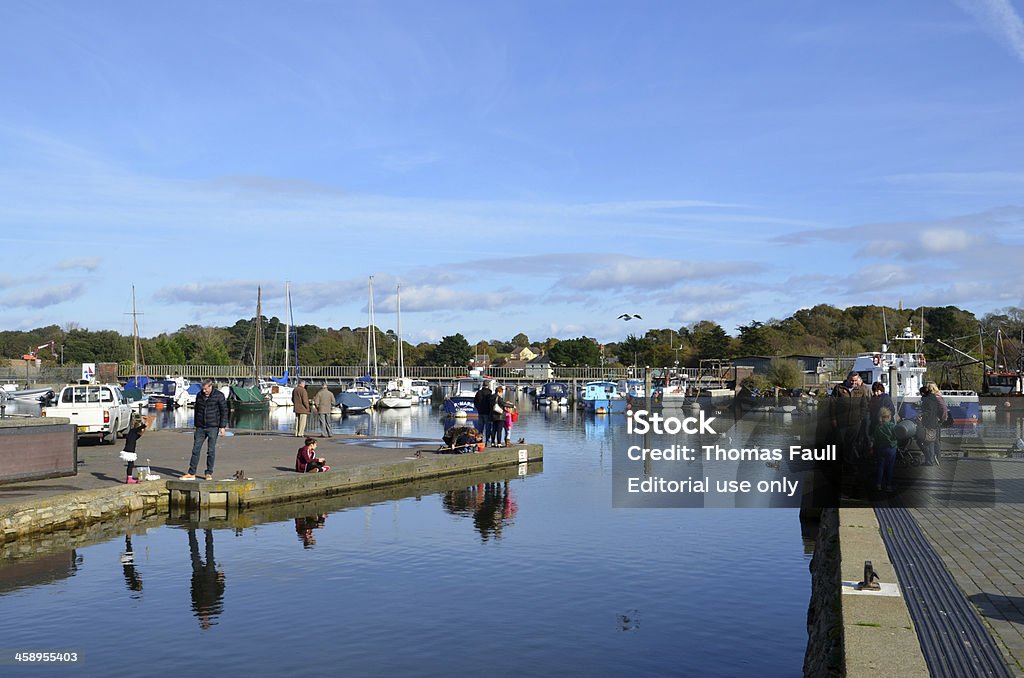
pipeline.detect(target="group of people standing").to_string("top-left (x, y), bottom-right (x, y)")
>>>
top-left (290, 380), bottom-right (335, 438)
top-left (473, 380), bottom-right (515, 447)
top-left (829, 370), bottom-right (949, 495)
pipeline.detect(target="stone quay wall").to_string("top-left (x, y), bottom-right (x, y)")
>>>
top-left (0, 482), bottom-right (169, 543)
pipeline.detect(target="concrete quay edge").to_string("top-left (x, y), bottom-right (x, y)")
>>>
top-left (166, 444), bottom-right (543, 508)
top-left (839, 507), bottom-right (929, 678)
top-left (0, 443), bottom-right (543, 540)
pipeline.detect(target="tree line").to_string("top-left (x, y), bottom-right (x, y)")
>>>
top-left (2, 304), bottom-right (1021, 374)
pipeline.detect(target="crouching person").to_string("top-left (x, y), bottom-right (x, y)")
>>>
top-left (296, 437), bottom-right (330, 473)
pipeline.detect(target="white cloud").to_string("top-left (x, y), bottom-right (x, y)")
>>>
top-left (0, 283), bottom-right (84, 308)
top-left (377, 285), bottom-right (526, 313)
top-left (563, 257), bottom-right (754, 291)
top-left (56, 256), bottom-right (101, 272)
top-left (670, 302), bottom-right (741, 324)
top-left (955, 0), bottom-right (1024, 64)
top-left (919, 228), bottom-right (980, 253)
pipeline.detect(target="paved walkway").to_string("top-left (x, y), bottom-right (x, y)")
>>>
top-left (914, 506), bottom-right (1024, 676)
top-left (902, 459), bottom-right (1024, 676)
top-left (0, 428), bottom-right (445, 507)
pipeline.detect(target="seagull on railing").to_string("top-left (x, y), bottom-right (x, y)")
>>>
top-left (618, 313), bottom-right (642, 321)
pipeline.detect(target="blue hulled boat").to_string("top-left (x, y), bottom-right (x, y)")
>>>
top-left (580, 380), bottom-right (627, 414)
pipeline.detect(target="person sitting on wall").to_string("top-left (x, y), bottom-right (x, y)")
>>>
top-left (295, 437), bottom-right (330, 473)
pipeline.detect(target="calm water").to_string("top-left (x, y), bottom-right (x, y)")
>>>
top-left (0, 396), bottom-right (821, 677)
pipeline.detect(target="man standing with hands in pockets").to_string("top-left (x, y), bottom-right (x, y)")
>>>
top-left (182, 380), bottom-right (228, 480)
top-left (313, 384), bottom-right (334, 437)
top-left (292, 379), bottom-right (310, 437)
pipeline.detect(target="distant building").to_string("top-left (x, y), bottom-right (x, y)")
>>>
top-left (511, 346), bottom-right (540, 362)
top-left (732, 354), bottom-right (828, 388)
top-left (525, 354), bottom-right (555, 379)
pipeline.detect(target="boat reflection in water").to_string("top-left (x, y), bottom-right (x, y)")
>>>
top-left (377, 407), bottom-right (413, 436)
top-left (145, 405), bottom-right (190, 431)
top-left (441, 480), bottom-right (518, 542)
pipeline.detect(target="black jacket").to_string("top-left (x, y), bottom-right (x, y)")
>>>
top-left (194, 389), bottom-right (228, 429)
top-left (473, 386), bottom-right (492, 415)
top-left (491, 394), bottom-right (508, 422)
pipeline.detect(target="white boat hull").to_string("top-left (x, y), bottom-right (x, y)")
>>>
top-left (379, 394), bottom-right (414, 409)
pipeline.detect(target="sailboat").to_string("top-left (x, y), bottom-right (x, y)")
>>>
top-left (379, 283), bottom-right (414, 409)
top-left (263, 282), bottom-right (296, 407)
top-left (229, 287), bottom-right (271, 412)
top-left (336, 277), bottom-right (381, 412)
top-left (123, 286), bottom-right (151, 402)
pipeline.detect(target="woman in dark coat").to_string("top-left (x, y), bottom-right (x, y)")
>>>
top-left (490, 386), bottom-right (509, 447)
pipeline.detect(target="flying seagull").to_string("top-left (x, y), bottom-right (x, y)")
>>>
top-left (618, 313), bottom-right (642, 321)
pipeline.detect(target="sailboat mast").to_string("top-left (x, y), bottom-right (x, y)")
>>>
top-left (255, 286), bottom-right (263, 380)
top-left (396, 283), bottom-right (404, 379)
top-left (131, 285), bottom-right (139, 377)
top-left (284, 281), bottom-right (290, 383)
top-left (368, 276), bottom-right (378, 385)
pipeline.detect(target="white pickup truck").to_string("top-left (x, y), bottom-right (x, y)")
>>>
top-left (42, 384), bottom-right (134, 444)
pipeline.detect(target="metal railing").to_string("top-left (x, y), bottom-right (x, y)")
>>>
top-left (116, 364), bottom-right (714, 384)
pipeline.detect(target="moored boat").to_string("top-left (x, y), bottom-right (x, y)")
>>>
top-left (409, 379), bottom-right (433, 402)
top-left (336, 377), bottom-right (380, 412)
top-left (378, 284), bottom-right (414, 409)
top-left (535, 381), bottom-right (569, 407)
top-left (849, 326), bottom-right (979, 424)
top-left (580, 380), bottom-right (626, 414)
top-left (654, 374), bottom-right (688, 404)
top-left (144, 376), bottom-right (191, 408)
top-left (443, 377), bottom-right (487, 416)
top-left (616, 378), bottom-right (646, 399)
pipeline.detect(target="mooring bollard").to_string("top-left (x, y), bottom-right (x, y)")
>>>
top-left (855, 559), bottom-right (881, 591)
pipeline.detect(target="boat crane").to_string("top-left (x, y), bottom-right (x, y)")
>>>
top-left (22, 341), bottom-right (57, 362)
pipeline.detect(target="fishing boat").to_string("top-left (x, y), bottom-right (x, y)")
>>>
top-left (443, 377), bottom-right (487, 416)
top-left (336, 277), bottom-right (381, 413)
top-left (580, 380), bottom-right (627, 414)
top-left (849, 325), bottom-right (979, 423)
top-left (616, 378), bottom-right (646, 399)
top-left (229, 288), bottom-right (271, 412)
top-left (535, 381), bottom-right (569, 407)
top-left (378, 284), bottom-right (414, 409)
top-left (655, 374), bottom-right (688, 403)
top-left (982, 329), bottom-right (1023, 397)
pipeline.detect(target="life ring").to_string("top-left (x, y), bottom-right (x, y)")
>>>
top-left (920, 356), bottom-right (926, 366)
top-left (872, 354), bottom-right (880, 366)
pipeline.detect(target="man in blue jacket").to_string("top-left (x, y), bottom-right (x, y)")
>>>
top-left (182, 380), bottom-right (228, 480)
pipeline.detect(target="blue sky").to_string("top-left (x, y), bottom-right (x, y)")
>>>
top-left (2, 0), bottom-right (1023, 345)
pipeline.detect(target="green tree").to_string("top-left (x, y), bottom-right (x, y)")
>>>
top-left (548, 337), bottom-right (601, 367)
top-left (766, 358), bottom-right (803, 390)
top-left (512, 333), bottom-right (530, 348)
top-left (617, 334), bottom-right (652, 366)
top-left (690, 321), bottom-right (731, 361)
top-left (737, 321), bottom-right (773, 355)
top-left (428, 334), bottom-right (473, 366)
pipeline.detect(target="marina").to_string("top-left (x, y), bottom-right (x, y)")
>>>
top-left (4, 393), bottom-right (1024, 673)
top-left (0, 397), bottom-right (813, 675)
